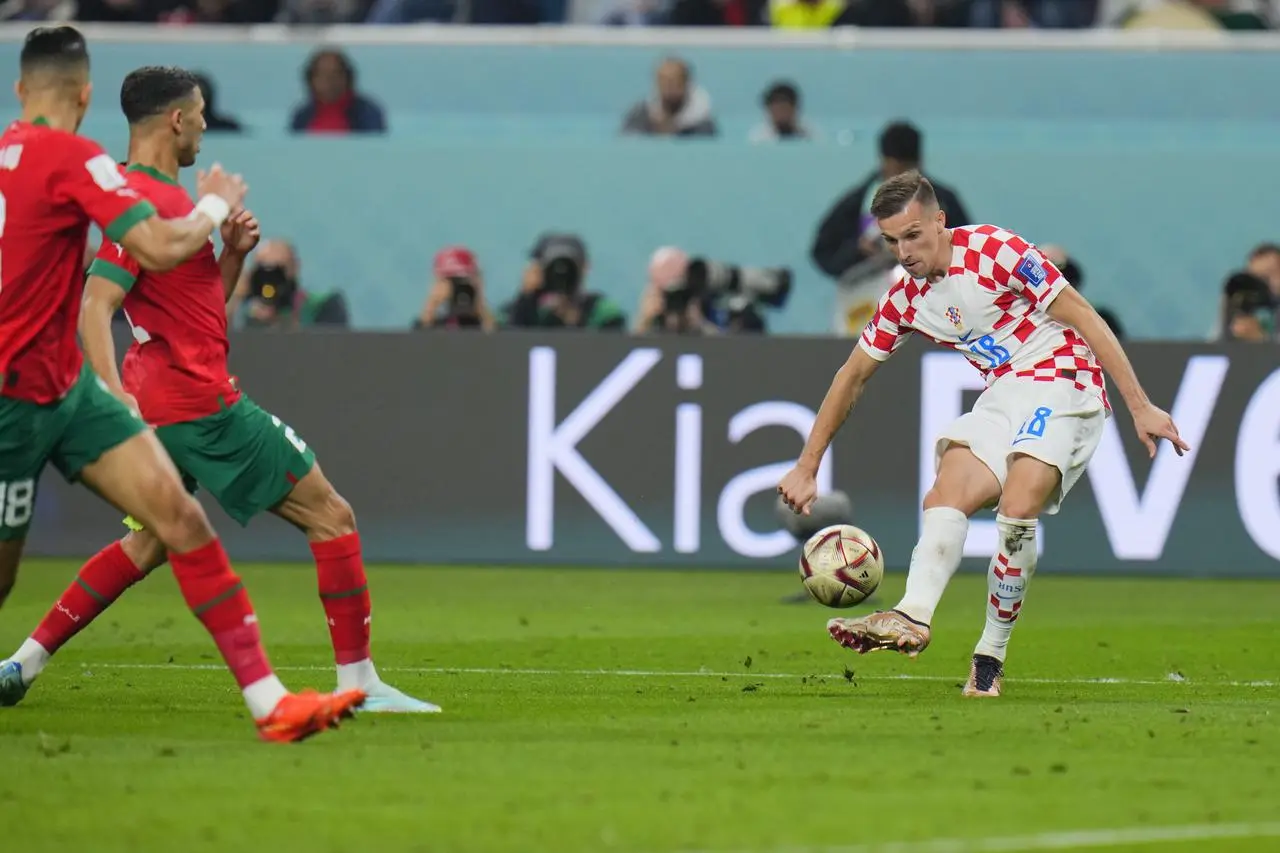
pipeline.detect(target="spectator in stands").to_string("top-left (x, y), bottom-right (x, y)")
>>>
top-left (621, 58), bottom-right (717, 138)
top-left (365, 0), bottom-right (457, 22)
top-left (969, 0), bottom-right (1099, 27)
top-left (666, 0), bottom-right (766, 24)
top-left (195, 72), bottom-right (242, 133)
top-left (5, 0), bottom-right (70, 19)
top-left (769, 0), bottom-right (846, 28)
top-left (413, 246), bottom-right (497, 331)
top-left (749, 81), bottom-right (817, 143)
top-left (231, 240), bottom-right (350, 330)
top-left (1210, 244), bottom-right (1280, 340)
top-left (633, 246), bottom-right (715, 335)
top-left (599, 0), bottom-right (668, 25)
top-left (1219, 272), bottom-right (1275, 342)
top-left (290, 48), bottom-right (386, 135)
top-left (506, 233), bottom-right (627, 330)
top-left (812, 121), bottom-right (970, 331)
top-left (1246, 243), bottom-right (1280, 299)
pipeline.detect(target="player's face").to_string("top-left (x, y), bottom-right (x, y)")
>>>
top-left (877, 200), bottom-right (947, 278)
top-left (175, 88), bottom-right (206, 168)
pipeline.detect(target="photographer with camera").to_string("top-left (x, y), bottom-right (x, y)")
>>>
top-left (231, 239), bottom-right (349, 330)
top-left (506, 233), bottom-right (627, 331)
top-left (413, 246), bottom-right (496, 331)
top-left (635, 246), bottom-right (792, 335)
top-left (1219, 271), bottom-right (1275, 342)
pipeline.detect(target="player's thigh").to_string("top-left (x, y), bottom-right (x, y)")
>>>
top-left (1000, 384), bottom-right (1106, 518)
top-left (160, 396), bottom-right (316, 528)
top-left (0, 389), bottom-right (66, 544)
top-left (927, 443), bottom-right (1003, 515)
top-left (67, 379), bottom-right (215, 553)
top-left (271, 463), bottom-right (355, 541)
top-left (929, 389), bottom-right (1009, 514)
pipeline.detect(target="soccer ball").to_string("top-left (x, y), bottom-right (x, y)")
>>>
top-left (798, 524), bottom-right (884, 608)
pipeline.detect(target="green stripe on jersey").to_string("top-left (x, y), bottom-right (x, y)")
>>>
top-left (87, 259), bottom-right (137, 292)
top-left (104, 200), bottom-right (157, 243)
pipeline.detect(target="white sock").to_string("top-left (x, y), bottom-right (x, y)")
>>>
top-left (895, 506), bottom-right (969, 624)
top-left (243, 675), bottom-right (289, 720)
top-left (336, 658), bottom-right (379, 691)
top-left (974, 515), bottom-right (1038, 663)
top-left (11, 638), bottom-right (51, 684)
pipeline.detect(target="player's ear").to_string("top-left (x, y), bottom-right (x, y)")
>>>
top-left (80, 81), bottom-right (92, 111)
top-left (935, 206), bottom-right (947, 230)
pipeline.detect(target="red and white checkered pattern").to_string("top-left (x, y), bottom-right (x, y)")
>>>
top-left (858, 225), bottom-right (1109, 410)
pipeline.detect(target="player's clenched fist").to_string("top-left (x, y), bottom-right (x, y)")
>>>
top-left (777, 465), bottom-right (818, 516)
top-left (197, 163), bottom-right (248, 210)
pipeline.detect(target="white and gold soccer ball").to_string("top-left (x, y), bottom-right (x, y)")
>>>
top-left (798, 524), bottom-right (884, 608)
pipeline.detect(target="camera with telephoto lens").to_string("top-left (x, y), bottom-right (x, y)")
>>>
top-left (1224, 272), bottom-right (1275, 338)
top-left (536, 235), bottom-right (587, 296)
top-left (249, 264), bottom-right (297, 310)
top-left (661, 258), bottom-right (792, 331)
top-left (446, 277), bottom-right (482, 328)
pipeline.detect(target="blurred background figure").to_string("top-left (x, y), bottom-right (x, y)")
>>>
top-left (290, 48), bottom-right (386, 135)
top-left (232, 240), bottom-right (350, 331)
top-left (621, 57), bottom-right (718, 138)
top-left (1218, 272), bottom-right (1275, 342)
top-left (194, 72), bottom-right (242, 133)
top-left (749, 81), bottom-right (817, 143)
top-left (812, 121), bottom-right (971, 336)
top-left (506, 234), bottom-right (628, 330)
top-left (414, 247), bottom-right (497, 331)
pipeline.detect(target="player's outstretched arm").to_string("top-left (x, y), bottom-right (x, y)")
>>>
top-left (778, 346), bottom-right (882, 514)
top-left (1047, 285), bottom-right (1190, 459)
top-left (79, 275), bottom-right (135, 412)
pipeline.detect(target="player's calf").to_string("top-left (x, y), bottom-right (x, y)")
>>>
top-left (273, 465), bottom-right (441, 713)
top-left (969, 454), bottom-right (1055, 676)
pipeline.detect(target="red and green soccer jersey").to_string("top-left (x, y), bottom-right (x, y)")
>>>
top-left (0, 119), bottom-right (156, 404)
top-left (87, 164), bottom-right (240, 426)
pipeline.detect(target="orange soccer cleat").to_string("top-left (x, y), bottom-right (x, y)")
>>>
top-left (256, 689), bottom-right (366, 743)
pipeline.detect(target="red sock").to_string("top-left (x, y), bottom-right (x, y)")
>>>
top-left (169, 539), bottom-right (273, 689)
top-left (311, 532), bottom-right (371, 665)
top-left (32, 542), bottom-right (147, 654)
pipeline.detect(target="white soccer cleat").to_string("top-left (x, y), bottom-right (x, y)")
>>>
top-left (357, 681), bottom-right (441, 714)
top-left (827, 609), bottom-right (932, 657)
top-left (962, 654), bottom-right (1004, 697)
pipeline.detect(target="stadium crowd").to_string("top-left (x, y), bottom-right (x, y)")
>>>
top-left (5, 0), bottom-right (1279, 29)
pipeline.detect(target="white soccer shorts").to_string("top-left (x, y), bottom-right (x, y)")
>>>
top-left (934, 377), bottom-right (1107, 515)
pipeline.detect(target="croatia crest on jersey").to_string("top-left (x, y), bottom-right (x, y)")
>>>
top-left (945, 305), bottom-right (964, 330)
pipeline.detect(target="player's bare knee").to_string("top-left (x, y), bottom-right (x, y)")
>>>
top-left (310, 490), bottom-right (356, 541)
top-left (151, 494), bottom-right (216, 553)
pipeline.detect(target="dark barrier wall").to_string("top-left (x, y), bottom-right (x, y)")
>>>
top-left (25, 334), bottom-right (1280, 577)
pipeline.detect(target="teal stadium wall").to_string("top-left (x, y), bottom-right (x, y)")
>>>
top-left (1, 30), bottom-right (1277, 337)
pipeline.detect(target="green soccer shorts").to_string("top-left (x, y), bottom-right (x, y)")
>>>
top-left (124, 396), bottom-right (316, 531)
top-left (0, 364), bottom-right (147, 541)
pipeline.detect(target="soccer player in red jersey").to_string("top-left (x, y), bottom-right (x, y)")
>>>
top-left (778, 172), bottom-right (1189, 697)
top-left (2, 64), bottom-right (438, 714)
top-left (0, 27), bottom-right (364, 740)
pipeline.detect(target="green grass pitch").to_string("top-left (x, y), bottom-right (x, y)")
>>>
top-left (0, 559), bottom-right (1277, 853)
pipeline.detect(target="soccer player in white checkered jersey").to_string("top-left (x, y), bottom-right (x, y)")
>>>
top-left (777, 171), bottom-right (1189, 697)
